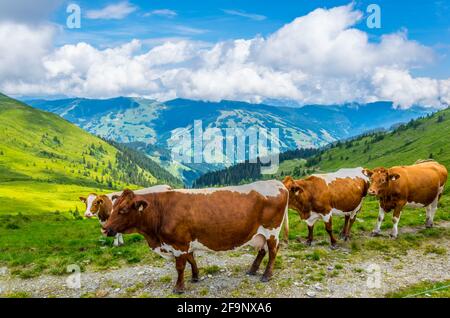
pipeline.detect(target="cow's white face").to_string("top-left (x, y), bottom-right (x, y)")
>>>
top-left (83, 194), bottom-right (97, 218)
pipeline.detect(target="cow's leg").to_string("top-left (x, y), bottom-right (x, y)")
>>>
top-left (173, 255), bottom-right (188, 294)
top-left (118, 233), bottom-right (124, 246)
top-left (261, 238), bottom-right (278, 282)
top-left (186, 252), bottom-right (199, 283)
top-left (372, 205), bottom-right (385, 236)
top-left (426, 194), bottom-right (439, 228)
top-left (113, 233), bottom-right (120, 247)
top-left (324, 217), bottom-right (337, 248)
top-left (345, 215), bottom-right (357, 241)
top-left (390, 204), bottom-right (404, 239)
top-left (340, 215), bottom-right (350, 239)
top-left (247, 249), bottom-right (267, 276)
top-left (305, 225), bottom-right (314, 246)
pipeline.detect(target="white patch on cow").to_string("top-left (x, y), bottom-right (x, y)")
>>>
top-left (321, 211), bottom-right (332, 223)
top-left (306, 212), bottom-right (323, 227)
top-left (313, 167), bottom-right (369, 185)
top-left (174, 180), bottom-right (285, 198)
top-left (373, 206), bottom-right (385, 234)
top-left (84, 194), bottom-right (96, 217)
top-left (153, 243), bottom-right (186, 260)
top-left (330, 200), bottom-right (363, 220)
top-left (392, 216), bottom-right (400, 238)
top-left (406, 201), bottom-right (425, 208)
top-left (426, 185), bottom-right (443, 226)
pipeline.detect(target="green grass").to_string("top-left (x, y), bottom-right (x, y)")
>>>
top-left (386, 280), bottom-right (450, 298)
top-left (0, 213), bottom-right (164, 278)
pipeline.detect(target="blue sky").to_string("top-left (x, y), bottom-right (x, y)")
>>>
top-left (1, 0), bottom-right (449, 107)
top-left (49, 0), bottom-right (450, 78)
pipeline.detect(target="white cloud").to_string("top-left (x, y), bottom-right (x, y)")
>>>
top-left (144, 9), bottom-right (177, 18)
top-left (222, 9), bottom-right (266, 21)
top-left (1, 4), bottom-right (449, 108)
top-left (86, 1), bottom-right (136, 20)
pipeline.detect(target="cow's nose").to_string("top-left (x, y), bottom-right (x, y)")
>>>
top-left (103, 227), bottom-right (117, 237)
top-left (368, 189), bottom-right (376, 195)
top-left (85, 212), bottom-right (94, 218)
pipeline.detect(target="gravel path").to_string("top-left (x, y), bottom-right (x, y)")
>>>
top-left (1, 223), bottom-right (449, 298)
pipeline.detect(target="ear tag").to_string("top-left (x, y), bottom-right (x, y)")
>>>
top-left (295, 190), bottom-right (299, 196)
top-left (138, 204), bottom-right (144, 212)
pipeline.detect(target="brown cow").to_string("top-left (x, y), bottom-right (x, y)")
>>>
top-left (283, 168), bottom-right (369, 247)
top-left (363, 160), bottom-right (448, 238)
top-left (102, 180), bottom-right (289, 293)
top-left (80, 185), bottom-right (172, 246)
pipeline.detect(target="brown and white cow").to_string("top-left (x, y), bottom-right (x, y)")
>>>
top-left (363, 160), bottom-right (448, 238)
top-left (283, 168), bottom-right (369, 247)
top-left (102, 180), bottom-right (289, 293)
top-left (79, 185), bottom-right (172, 246)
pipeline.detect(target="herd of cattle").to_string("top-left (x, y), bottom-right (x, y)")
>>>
top-left (79, 160), bottom-right (447, 293)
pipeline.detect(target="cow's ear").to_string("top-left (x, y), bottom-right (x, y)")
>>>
top-left (97, 198), bottom-right (104, 205)
top-left (79, 196), bottom-right (87, 203)
top-left (111, 194), bottom-right (119, 201)
top-left (389, 173), bottom-right (400, 181)
top-left (134, 200), bottom-right (148, 212)
top-left (362, 169), bottom-right (373, 177)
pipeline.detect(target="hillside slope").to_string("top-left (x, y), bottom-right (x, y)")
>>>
top-left (0, 93), bottom-right (181, 213)
top-left (285, 107), bottom-right (450, 176)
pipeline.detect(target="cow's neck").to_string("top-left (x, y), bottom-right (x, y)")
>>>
top-left (98, 196), bottom-right (113, 222)
top-left (136, 194), bottom-right (165, 248)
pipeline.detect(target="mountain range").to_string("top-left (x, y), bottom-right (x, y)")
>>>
top-left (26, 97), bottom-right (432, 184)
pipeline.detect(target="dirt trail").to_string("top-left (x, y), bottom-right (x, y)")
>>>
top-left (1, 222), bottom-right (449, 298)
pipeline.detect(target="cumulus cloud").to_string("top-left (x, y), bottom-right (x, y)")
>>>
top-left (0, 0), bottom-right (62, 23)
top-left (86, 1), bottom-right (136, 20)
top-left (0, 4), bottom-right (449, 108)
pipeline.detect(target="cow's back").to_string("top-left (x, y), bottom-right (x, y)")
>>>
top-left (312, 168), bottom-right (369, 212)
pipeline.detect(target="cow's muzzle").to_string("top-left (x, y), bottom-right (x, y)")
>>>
top-left (102, 227), bottom-right (117, 237)
top-left (368, 189), bottom-right (377, 196)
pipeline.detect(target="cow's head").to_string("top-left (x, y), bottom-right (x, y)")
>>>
top-left (283, 176), bottom-right (312, 219)
top-left (79, 193), bottom-right (98, 218)
top-left (102, 189), bottom-right (148, 237)
top-left (363, 168), bottom-right (400, 196)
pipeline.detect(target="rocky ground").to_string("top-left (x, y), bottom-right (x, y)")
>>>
top-left (1, 222), bottom-right (449, 298)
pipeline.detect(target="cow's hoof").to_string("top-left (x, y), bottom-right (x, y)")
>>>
top-left (305, 240), bottom-right (312, 247)
top-left (343, 236), bottom-right (350, 242)
top-left (172, 287), bottom-right (185, 294)
top-left (191, 277), bottom-right (200, 283)
top-left (389, 234), bottom-right (398, 239)
top-left (260, 276), bottom-right (271, 282)
top-left (246, 270), bottom-right (257, 276)
top-left (330, 244), bottom-right (338, 250)
top-left (426, 223), bottom-right (434, 229)
top-left (295, 236), bottom-right (303, 243)
top-left (371, 231), bottom-right (381, 237)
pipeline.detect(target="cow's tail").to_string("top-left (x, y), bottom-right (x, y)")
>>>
top-left (282, 202), bottom-right (289, 244)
